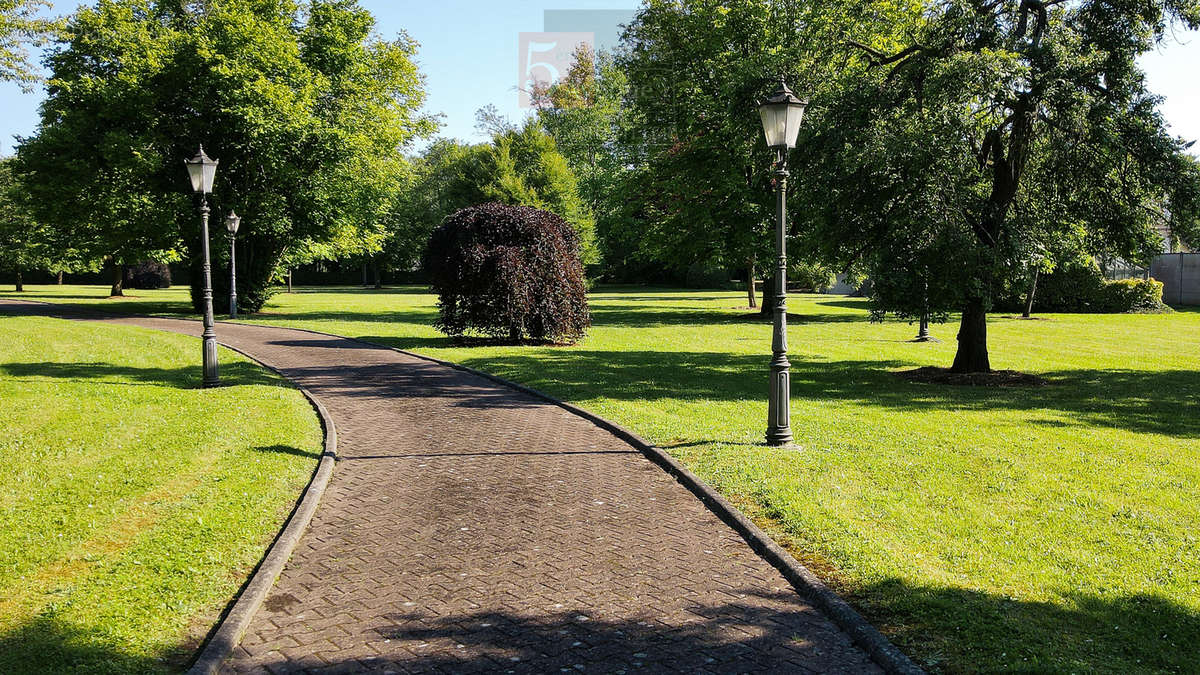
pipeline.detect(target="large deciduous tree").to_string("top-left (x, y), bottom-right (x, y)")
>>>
top-left (16, 0), bottom-right (432, 311)
top-left (393, 123), bottom-right (598, 270)
top-left (617, 0), bottom-right (918, 300)
top-left (533, 45), bottom-right (633, 278)
top-left (797, 0), bottom-right (1200, 372)
top-left (0, 157), bottom-right (47, 290)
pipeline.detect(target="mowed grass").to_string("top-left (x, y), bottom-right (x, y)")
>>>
top-left (5, 284), bottom-right (1200, 673)
top-left (0, 312), bottom-right (322, 673)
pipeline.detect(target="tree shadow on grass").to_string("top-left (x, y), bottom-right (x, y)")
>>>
top-left (246, 308), bottom-right (438, 325)
top-left (0, 292), bottom-right (131, 301)
top-left (588, 306), bottom-right (869, 327)
top-left (860, 580), bottom-right (1199, 672)
top-left (0, 360), bottom-right (284, 389)
top-left (253, 444), bottom-right (323, 459)
top-left (277, 286), bottom-right (432, 296)
top-left (0, 613), bottom-right (188, 675)
top-left (455, 350), bottom-right (1200, 438)
top-left (813, 298), bottom-right (872, 311)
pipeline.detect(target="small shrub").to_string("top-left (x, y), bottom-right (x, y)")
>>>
top-left (125, 261), bottom-right (171, 289)
top-left (790, 260), bottom-right (836, 293)
top-left (425, 202), bottom-right (590, 344)
top-left (1101, 278), bottom-right (1166, 312)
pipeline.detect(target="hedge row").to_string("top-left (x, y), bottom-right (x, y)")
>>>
top-left (1005, 261), bottom-right (1167, 313)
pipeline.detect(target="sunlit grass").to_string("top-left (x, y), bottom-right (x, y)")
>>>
top-left (0, 313), bottom-right (322, 673)
top-left (5, 284), bottom-right (1199, 673)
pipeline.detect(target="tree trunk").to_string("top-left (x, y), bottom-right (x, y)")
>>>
top-left (361, 262), bottom-right (369, 287)
top-left (760, 273), bottom-right (775, 318)
top-left (15, 269), bottom-right (23, 292)
top-left (1022, 268), bottom-right (1039, 318)
top-left (373, 259), bottom-right (382, 289)
top-left (109, 263), bottom-right (124, 297)
top-left (746, 260), bottom-right (757, 309)
top-left (951, 297), bottom-right (991, 373)
top-left (56, 270), bottom-right (63, 285)
top-left (286, 269), bottom-right (294, 293)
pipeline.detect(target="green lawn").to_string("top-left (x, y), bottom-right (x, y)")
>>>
top-left (5, 284), bottom-right (1199, 673)
top-left (0, 312), bottom-right (322, 673)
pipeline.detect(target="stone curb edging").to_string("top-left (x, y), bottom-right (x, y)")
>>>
top-left (0, 300), bottom-right (339, 675)
top-left (186, 341), bottom-right (339, 675)
top-left (249, 322), bottom-right (924, 675)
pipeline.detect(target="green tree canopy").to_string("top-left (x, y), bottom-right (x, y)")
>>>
top-left (534, 44), bottom-right (647, 281)
top-left (796, 0), bottom-right (1200, 372)
top-left (16, 0), bottom-right (433, 310)
top-left (617, 0), bottom-right (919, 294)
top-left (394, 123), bottom-right (598, 269)
top-left (0, 157), bottom-right (48, 289)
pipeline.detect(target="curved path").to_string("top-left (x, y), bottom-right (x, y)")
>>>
top-left (2, 300), bottom-right (882, 674)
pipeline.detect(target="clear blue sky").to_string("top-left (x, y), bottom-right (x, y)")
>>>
top-left (1, 0), bottom-right (1198, 156)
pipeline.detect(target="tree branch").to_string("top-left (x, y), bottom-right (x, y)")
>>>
top-left (846, 41), bottom-right (925, 69)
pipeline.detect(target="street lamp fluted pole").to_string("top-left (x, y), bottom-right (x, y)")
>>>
top-left (766, 149), bottom-right (793, 445)
top-left (229, 233), bottom-right (237, 319)
top-left (185, 145), bottom-right (220, 388)
top-left (225, 211), bottom-right (241, 320)
top-left (198, 195), bottom-right (220, 387)
top-left (757, 78), bottom-right (807, 447)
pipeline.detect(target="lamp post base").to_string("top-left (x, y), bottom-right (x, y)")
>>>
top-left (202, 335), bottom-right (220, 388)
top-left (765, 429), bottom-right (794, 446)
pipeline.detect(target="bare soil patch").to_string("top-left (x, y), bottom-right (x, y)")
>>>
top-left (898, 366), bottom-right (1049, 387)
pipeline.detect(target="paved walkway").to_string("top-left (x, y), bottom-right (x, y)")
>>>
top-left (2, 300), bottom-right (880, 674)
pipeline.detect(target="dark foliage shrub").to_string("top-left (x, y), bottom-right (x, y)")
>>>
top-left (684, 261), bottom-right (729, 289)
top-left (125, 261), bottom-right (171, 289)
top-left (426, 202), bottom-right (590, 343)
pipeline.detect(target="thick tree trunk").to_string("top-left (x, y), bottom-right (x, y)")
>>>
top-left (15, 269), bottom-right (23, 292)
top-left (373, 259), bottom-right (382, 289)
top-left (746, 260), bottom-right (757, 309)
top-left (56, 270), bottom-right (63, 285)
top-left (361, 262), bottom-right (369, 287)
top-left (109, 263), bottom-right (124, 297)
top-left (951, 297), bottom-right (991, 373)
top-left (760, 273), bottom-right (775, 318)
top-left (1022, 268), bottom-right (1039, 318)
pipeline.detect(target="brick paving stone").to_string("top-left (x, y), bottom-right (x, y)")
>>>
top-left (1, 301), bottom-right (881, 674)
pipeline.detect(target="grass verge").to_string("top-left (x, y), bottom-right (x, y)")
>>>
top-left (0, 312), bottom-right (322, 673)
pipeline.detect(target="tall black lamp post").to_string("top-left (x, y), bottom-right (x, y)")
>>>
top-left (225, 210), bottom-right (241, 319)
top-left (757, 78), bottom-right (807, 447)
top-left (184, 145), bottom-right (220, 388)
